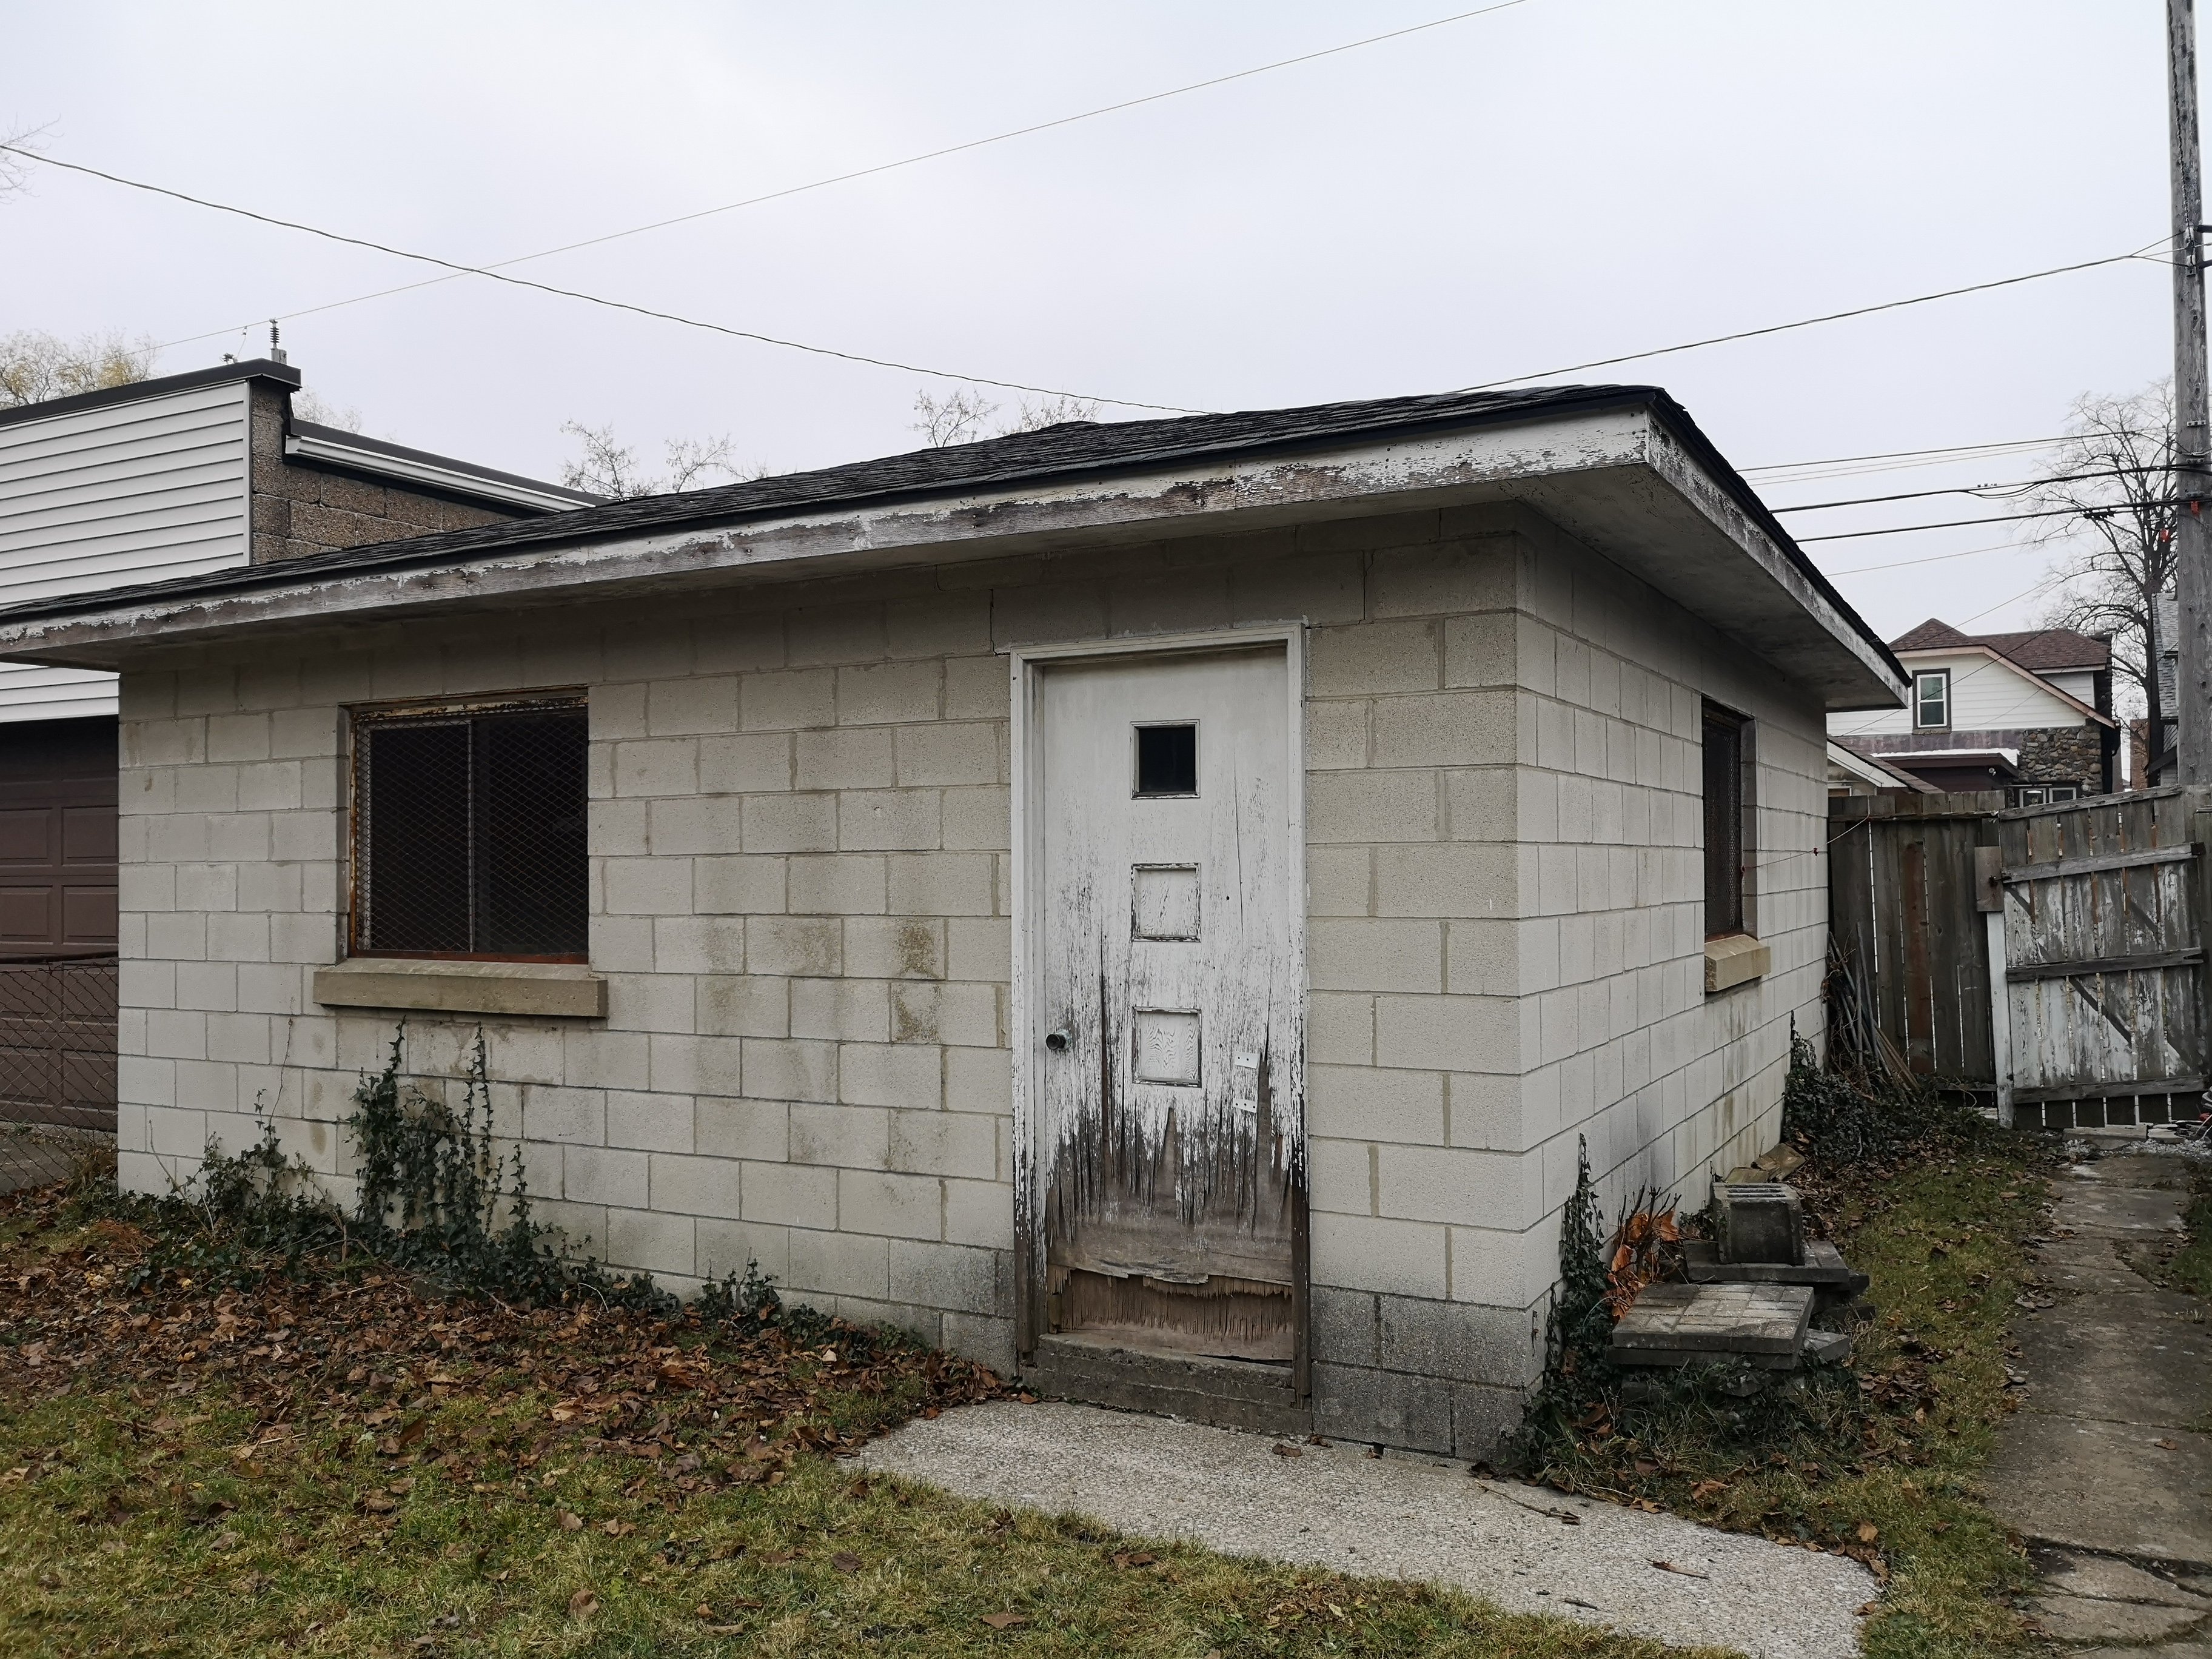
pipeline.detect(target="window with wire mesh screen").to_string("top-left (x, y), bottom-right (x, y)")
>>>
top-left (352, 697), bottom-right (588, 959)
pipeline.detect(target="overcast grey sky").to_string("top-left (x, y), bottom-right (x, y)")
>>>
top-left (0, 2), bottom-right (2183, 642)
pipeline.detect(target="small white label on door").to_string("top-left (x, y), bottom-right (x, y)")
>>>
top-left (1133, 1008), bottom-right (1201, 1085)
top-left (1131, 865), bottom-right (1201, 940)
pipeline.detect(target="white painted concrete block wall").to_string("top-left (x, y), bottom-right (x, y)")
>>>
top-left (110, 500), bottom-right (1827, 1433)
top-left (1294, 507), bottom-right (1827, 1456)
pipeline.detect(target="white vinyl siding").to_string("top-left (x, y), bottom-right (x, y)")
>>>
top-left (0, 381), bottom-right (252, 723)
top-left (1831, 651), bottom-right (2091, 739)
top-left (2042, 668), bottom-right (2097, 706)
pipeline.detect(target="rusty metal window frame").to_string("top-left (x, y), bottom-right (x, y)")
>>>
top-left (347, 690), bottom-right (589, 964)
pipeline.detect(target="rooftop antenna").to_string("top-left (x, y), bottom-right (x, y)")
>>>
top-left (267, 319), bottom-right (287, 365)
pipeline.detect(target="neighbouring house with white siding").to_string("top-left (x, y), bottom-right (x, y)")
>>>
top-left (1828, 617), bottom-right (2118, 804)
top-left (0, 384), bottom-right (1906, 1458)
top-left (0, 358), bottom-right (590, 959)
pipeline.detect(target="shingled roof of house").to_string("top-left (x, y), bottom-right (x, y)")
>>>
top-left (0, 383), bottom-right (1899, 682)
top-left (1890, 618), bottom-right (2110, 672)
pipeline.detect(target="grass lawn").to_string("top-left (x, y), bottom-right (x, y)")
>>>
top-left (0, 1176), bottom-right (1728, 1659)
top-left (2133, 1153), bottom-right (2212, 1299)
top-left (1524, 1127), bottom-right (2058, 1659)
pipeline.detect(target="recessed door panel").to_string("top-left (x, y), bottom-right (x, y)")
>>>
top-left (1034, 645), bottom-right (1302, 1362)
top-left (0, 811), bottom-right (50, 865)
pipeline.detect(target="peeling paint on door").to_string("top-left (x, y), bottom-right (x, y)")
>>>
top-left (1024, 644), bottom-right (1304, 1366)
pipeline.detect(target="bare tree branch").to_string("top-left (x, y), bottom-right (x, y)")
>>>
top-left (559, 421), bottom-right (748, 500)
top-left (911, 388), bottom-right (999, 448)
top-left (2014, 382), bottom-right (2177, 772)
top-left (0, 122), bottom-right (50, 201)
top-left (999, 395), bottom-right (1102, 434)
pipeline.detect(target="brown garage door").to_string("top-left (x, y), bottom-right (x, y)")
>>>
top-left (0, 719), bottom-right (117, 1133)
top-left (0, 717), bottom-right (118, 956)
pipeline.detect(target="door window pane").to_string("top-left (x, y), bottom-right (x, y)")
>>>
top-left (1134, 723), bottom-right (1198, 796)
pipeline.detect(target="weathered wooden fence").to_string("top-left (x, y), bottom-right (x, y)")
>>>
top-left (1827, 793), bottom-right (2004, 1083)
top-left (1998, 786), bottom-right (2212, 1130)
top-left (1828, 787), bottom-right (2212, 1130)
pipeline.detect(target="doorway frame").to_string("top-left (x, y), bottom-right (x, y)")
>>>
top-left (1005, 624), bottom-right (1310, 1380)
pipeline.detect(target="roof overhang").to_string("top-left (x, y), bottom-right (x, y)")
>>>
top-left (1881, 746), bottom-right (2023, 779)
top-left (285, 422), bottom-right (599, 515)
top-left (1826, 740), bottom-right (1939, 793)
top-left (0, 357), bottom-right (300, 431)
top-left (0, 400), bottom-right (1906, 711)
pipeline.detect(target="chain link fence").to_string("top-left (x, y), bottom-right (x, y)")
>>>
top-left (0, 954), bottom-right (117, 1195)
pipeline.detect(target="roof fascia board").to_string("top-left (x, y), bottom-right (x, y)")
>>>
top-left (0, 410), bottom-right (1660, 659)
top-left (0, 404), bottom-right (1903, 708)
top-left (0, 358), bottom-right (301, 431)
top-left (1897, 643), bottom-right (2116, 727)
top-left (284, 424), bottom-right (596, 514)
top-left (1826, 740), bottom-right (1937, 793)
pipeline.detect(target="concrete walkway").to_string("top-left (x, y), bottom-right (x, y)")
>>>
top-left (858, 1399), bottom-right (1874, 1659)
top-left (1985, 1150), bottom-right (2212, 1654)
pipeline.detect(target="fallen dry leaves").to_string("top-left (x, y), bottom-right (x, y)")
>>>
top-left (0, 1179), bottom-right (1004, 1501)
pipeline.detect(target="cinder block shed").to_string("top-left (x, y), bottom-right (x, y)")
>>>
top-left (0, 386), bottom-right (1905, 1460)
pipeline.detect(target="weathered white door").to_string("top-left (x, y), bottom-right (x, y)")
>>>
top-left (1030, 645), bottom-right (1303, 1364)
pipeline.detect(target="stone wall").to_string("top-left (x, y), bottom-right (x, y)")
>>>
top-left (2016, 723), bottom-right (2107, 791)
top-left (247, 383), bottom-right (522, 563)
top-left (111, 500), bottom-right (1829, 1459)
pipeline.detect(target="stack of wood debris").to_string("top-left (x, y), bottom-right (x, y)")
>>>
top-left (1607, 1148), bottom-right (1869, 1382)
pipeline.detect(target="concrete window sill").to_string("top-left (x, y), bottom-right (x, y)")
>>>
top-left (1704, 933), bottom-right (1770, 994)
top-left (313, 957), bottom-right (607, 1019)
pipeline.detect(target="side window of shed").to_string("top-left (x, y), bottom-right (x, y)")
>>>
top-left (354, 699), bottom-right (588, 959)
top-left (1701, 702), bottom-right (1749, 939)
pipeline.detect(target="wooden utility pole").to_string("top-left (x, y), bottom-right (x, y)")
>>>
top-left (2171, 0), bottom-right (2212, 783)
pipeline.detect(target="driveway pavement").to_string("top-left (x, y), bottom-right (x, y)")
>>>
top-left (859, 1399), bottom-right (1875, 1659)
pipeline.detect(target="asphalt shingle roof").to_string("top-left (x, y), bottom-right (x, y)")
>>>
top-left (1890, 617), bottom-right (2110, 671)
top-left (0, 382), bottom-right (1899, 679)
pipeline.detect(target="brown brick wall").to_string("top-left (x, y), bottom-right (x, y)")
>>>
top-left (247, 383), bottom-right (525, 563)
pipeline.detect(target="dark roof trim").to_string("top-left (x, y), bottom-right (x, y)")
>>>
top-left (286, 419), bottom-right (601, 511)
top-left (0, 381), bottom-right (1903, 681)
top-left (0, 358), bottom-right (301, 430)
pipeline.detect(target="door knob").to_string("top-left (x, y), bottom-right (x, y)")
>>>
top-left (1045, 1028), bottom-right (1071, 1053)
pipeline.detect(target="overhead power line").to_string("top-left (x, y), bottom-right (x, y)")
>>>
top-left (2, 144), bottom-right (1207, 415)
top-left (1457, 246), bottom-right (2166, 392)
top-left (1743, 443), bottom-right (2080, 490)
top-left (1794, 502), bottom-right (2174, 543)
top-left (1822, 538), bottom-right (2025, 577)
top-left (1739, 435), bottom-right (2072, 474)
top-left (144, 0), bottom-right (1539, 352)
top-left (1769, 464), bottom-right (2157, 514)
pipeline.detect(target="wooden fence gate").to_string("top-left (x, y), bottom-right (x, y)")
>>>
top-left (1827, 793), bottom-right (2004, 1083)
top-left (1996, 786), bottom-right (2212, 1130)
